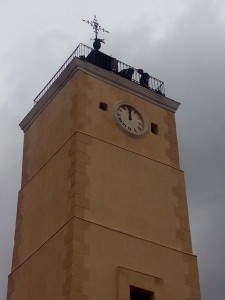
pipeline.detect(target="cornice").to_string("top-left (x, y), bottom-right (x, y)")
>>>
top-left (19, 58), bottom-right (180, 131)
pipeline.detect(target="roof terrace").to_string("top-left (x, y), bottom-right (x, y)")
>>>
top-left (33, 43), bottom-right (165, 105)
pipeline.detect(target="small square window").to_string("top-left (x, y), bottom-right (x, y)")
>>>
top-left (151, 123), bottom-right (158, 135)
top-left (99, 102), bottom-right (108, 111)
top-left (130, 286), bottom-right (154, 300)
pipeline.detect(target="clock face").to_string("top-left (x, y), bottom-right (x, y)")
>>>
top-left (113, 102), bottom-right (148, 136)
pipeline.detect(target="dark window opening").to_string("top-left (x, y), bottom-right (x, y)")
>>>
top-left (130, 286), bottom-right (154, 300)
top-left (99, 102), bottom-right (108, 111)
top-left (151, 123), bottom-right (158, 135)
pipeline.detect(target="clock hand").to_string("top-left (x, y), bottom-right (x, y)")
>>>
top-left (128, 107), bottom-right (132, 120)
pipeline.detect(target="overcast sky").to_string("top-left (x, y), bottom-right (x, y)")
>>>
top-left (1, 0), bottom-right (225, 299)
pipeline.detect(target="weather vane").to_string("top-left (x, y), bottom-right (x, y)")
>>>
top-left (82, 15), bottom-right (109, 50)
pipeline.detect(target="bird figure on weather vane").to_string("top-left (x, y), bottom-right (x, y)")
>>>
top-left (82, 15), bottom-right (109, 50)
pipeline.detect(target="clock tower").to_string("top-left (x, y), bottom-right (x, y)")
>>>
top-left (7, 19), bottom-right (201, 300)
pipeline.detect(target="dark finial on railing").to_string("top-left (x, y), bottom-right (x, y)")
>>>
top-left (82, 15), bottom-right (109, 50)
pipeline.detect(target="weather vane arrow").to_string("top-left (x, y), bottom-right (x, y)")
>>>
top-left (82, 15), bottom-right (109, 50)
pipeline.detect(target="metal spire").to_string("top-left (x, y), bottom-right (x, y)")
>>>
top-left (82, 15), bottom-right (109, 50)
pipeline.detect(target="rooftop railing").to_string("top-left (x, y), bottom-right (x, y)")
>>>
top-left (33, 43), bottom-right (165, 105)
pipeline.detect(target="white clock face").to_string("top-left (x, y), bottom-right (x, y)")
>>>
top-left (114, 102), bottom-right (147, 136)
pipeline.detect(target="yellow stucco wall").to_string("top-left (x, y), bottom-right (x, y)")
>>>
top-left (84, 136), bottom-right (191, 252)
top-left (83, 221), bottom-right (200, 300)
top-left (8, 218), bottom-right (200, 300)
top-left (8, 69), bottom-right (200, 300)
top-left (21, 70), bottom-right (179, 186)
top-left (8, 220), bottom-right (73, 300)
